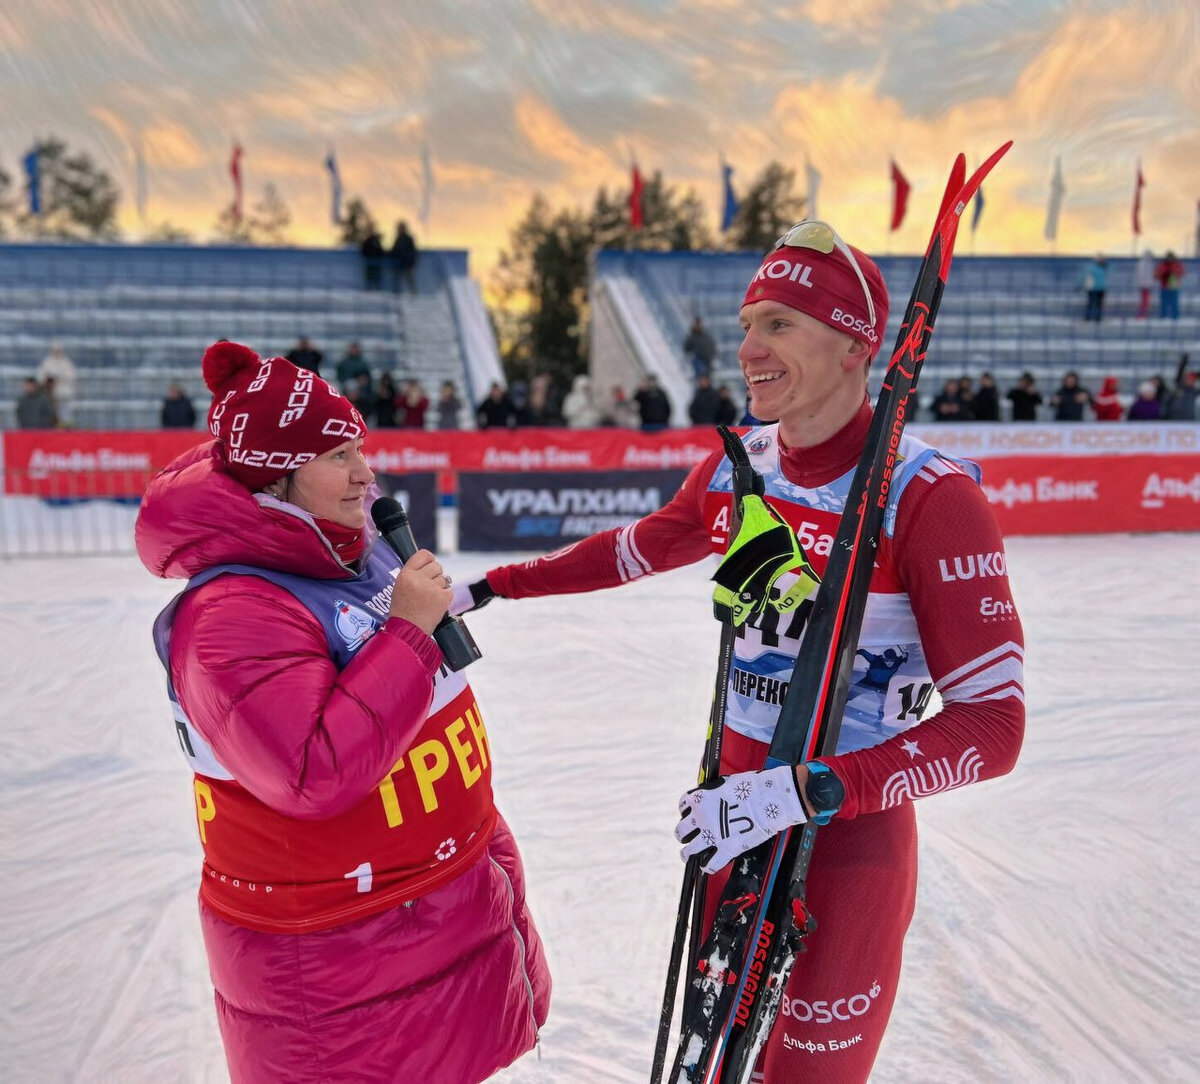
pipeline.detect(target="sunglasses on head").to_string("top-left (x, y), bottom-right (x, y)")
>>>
top-left (773, 220), bottom-right (877, 329)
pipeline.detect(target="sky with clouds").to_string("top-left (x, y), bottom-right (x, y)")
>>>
top-left (0, 0), bottom-right (1196, 276)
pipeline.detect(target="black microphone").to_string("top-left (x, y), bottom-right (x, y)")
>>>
top-left (371, 496), bottom-right (482, 672)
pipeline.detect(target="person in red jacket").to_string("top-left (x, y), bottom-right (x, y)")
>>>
top-left (455, 222), bottom-right (1025, 1082)
top-left (400, 378), bottom-right (430, 428)
top-left (135, 342), bottom-right (549, 1083)
top-left (1092, 375), bottom-right (1124, 421)
top-left (1155, 251), bottom-right (1186, 319)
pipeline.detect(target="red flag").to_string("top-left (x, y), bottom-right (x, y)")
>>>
top-left (629, 164), bottom-right (644, 230)
top-left (1132, 161), bottom-right (1145, 235)
top-left (230, 142), bottom-right (244, 222)
top-left (890, 159), bottom-right (910, 232)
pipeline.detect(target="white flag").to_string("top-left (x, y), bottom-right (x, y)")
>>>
top-left (1044, 156), bottom-right (1065, 242)
top-left (806, 159), bottom-right (822, 221)
top-left (418, 141), bottom-right (434, 228)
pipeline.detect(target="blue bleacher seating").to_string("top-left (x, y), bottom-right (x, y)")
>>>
top-left (0, 243), bottom-right (478, 429)
top-left (593, 250), bottom-right (1200, 413)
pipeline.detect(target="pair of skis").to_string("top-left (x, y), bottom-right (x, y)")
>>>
top-left (651, 142), bottom-right (1012, 1084)
top-left (651, 424), bottom-right (820, 1083)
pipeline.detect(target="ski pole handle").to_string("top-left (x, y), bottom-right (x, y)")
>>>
top-left (371, 496), bottom-right (482, 672)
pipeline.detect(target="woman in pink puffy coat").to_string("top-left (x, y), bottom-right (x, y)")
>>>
top-left (136, 341), bottom-right (550, 1083)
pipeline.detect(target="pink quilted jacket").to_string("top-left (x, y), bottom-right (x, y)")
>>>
top-left (137, 442), bottom-right (550, 1082)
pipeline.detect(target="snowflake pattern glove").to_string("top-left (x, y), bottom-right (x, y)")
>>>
top-left (675, 765), bottom-right (807, 875)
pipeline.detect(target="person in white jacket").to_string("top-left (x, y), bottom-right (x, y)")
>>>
top-left (562, 374), bottom-right (603, 429)
top-left (36, 343), bottom-right (77, 426)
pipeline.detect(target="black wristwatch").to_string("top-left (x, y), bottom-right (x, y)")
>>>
top-left (803, 762), bottom-right (845, 825)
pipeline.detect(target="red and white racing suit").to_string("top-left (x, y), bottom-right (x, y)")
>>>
top-left (485, 403), bottom-right (1025, 1082)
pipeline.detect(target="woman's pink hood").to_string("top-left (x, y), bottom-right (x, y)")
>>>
top-left (135, 440), bottom-right (354, 581)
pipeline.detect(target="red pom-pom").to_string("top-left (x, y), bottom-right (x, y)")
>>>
top-left (202, 341), bottom-right (261, 393)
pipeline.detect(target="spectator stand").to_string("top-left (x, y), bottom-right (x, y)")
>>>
top-left (588, 259), bottom-right (693, 427)
top-left (590, 250), bottom-right (1199, 420)
top-left (0, 243), bottom-right (491, 431)
top-left (446, 276), bottom-right (505, 420)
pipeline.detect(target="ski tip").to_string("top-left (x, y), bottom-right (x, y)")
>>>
top-left (932, 154), bottom-right (967, 238)
top-left (972, 141), bottom-right (1014, 189)
top-left (931, 140), bottom-right (1014, 273)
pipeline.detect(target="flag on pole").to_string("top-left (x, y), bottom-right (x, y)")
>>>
top-left (806, 159), bottom-right (822, 221)
top-left (889, 159), bottom-right (910, 231)
top-left (1044, 155), bottom-right (1065, 241)
top-left (230, 143), bottom-right (244, 222)
top-left (23, 147), bottom-right (40, 215)
top-left (720, 160), bottom-right (739, 231)
top-left (135, 138), bottom-right (148, 224)
top-left (971, 183), bottom-right (985, 234)
top-left (630, 163), bottom-right (644, 230)
top-left (1132, 160), bottom-right (1145, 236)
top-left (418, 140), bottom-right (434, 228)
top-left (325, 147), bottom-right (342, 225)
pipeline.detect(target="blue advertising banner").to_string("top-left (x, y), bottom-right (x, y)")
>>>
top-left (457, 469), bottom-right (689, 552)
top-left (373, 472), bottom-right (438, 552)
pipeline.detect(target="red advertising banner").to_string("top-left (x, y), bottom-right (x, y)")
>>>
top-left (4, 426), bottom-right (1199, 536)
top-left (1, 428), bottom-right (727, 498)
top-left (975, 453), bottom-right (1200, 533)
top-left (3, 429), bottom-right (206, 501)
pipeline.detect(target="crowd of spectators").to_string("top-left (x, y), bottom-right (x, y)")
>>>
top-left (926, 358), bottom-right (1196, 423)
top-left (474, 372), bottom-right (692, 432)
top-left (9, 331), bottom-right (1195, 433)
top-left (1080, 251), bottom-right (1187, 322)
top-left (222, 337), bottom-right (458, 430)
top-left (464, 362), bottom-right (1198, 431)
top-left (14, 343), bottom-right (77, 428)
top-left (359, 221), bottom-right (419, 293)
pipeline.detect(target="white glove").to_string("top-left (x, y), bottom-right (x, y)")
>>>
top-left (449, 578), bottom-right (496, 617)
top-left (675, 765), bottom-right (807, 875)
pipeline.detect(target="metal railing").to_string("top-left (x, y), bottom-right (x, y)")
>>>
top-left (2, 468), bottom-right (147, 556)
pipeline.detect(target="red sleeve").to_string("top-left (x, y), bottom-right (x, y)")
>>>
top-left (171, 575), bottom-right (443, 820)
top-left (486, 451), bottom-right (723, 599)
top-left (822, 470), bottom-right (1026, 818)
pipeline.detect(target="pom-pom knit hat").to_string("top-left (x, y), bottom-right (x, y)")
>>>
top-left (202, 341), bottom-right (365, 490)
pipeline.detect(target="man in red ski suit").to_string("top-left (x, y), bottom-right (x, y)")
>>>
top-left (455, 223), bottom-right (1025, 1082)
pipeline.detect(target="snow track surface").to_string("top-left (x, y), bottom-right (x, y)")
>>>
top-left (2, 535), bottom-right (1196, 1082)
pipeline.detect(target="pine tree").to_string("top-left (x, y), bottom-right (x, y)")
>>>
top-left (144, 222), bottom-right (194, 244)
top-left (492, 194), bottom-right (592, 386)
top-left (338, 196), bottom-right (377, 246)
top-left (248, 182), bottom-right (291, 245)
top-left (492, 174), bottom-right (717, 386)
top-left (724, 162), bottom-right (806, 253)
top-left (17, 137), bottom-right (121, 240)
top-left (212, 202), bottom-right (252, 244)
top-left (591, 171), bottom-right (714, 252)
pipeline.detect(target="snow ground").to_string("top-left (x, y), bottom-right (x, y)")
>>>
top-left (2, 533), bottom-right (1197, 1083)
